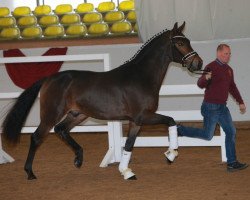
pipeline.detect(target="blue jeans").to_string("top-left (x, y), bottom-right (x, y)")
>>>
top-left (178, 102), bottom-right (236, 164)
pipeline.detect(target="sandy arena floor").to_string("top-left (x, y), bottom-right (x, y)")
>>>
top-left (0, 126), bottom-right (249, 200)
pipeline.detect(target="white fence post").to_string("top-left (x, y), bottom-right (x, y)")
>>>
top-left (99, 121), bottom-right (123, 167)
top-left (220, 127), bottom-right (227, 162)
top-left (99, 53), bottom-right (124, 167)
top-left (0, 133), bottom-right (14, 164)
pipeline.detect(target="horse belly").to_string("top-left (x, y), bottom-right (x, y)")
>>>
top-left (74, 90), bottom-right (129, 120)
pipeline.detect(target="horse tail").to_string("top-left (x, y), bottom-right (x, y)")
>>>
top-left (2, 79), bottom-right (44, 144)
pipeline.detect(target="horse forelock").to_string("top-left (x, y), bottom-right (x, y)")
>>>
top-left (122, 29), bottom-right (170, 65)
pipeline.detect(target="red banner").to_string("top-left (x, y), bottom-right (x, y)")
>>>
top-left (3, 47), bottom-right (67, 89)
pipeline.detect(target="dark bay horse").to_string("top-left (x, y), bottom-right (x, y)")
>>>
top-left (2, 22), bottom-right (203, 180)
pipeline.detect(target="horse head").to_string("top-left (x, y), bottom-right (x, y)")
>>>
top-left (170, 22), bottom-right (203, 72)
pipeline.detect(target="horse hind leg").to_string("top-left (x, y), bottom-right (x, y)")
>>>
top-left (24, 124), bottom-right (51, 180)
top-left (54, 110), bottom-right (87, 168)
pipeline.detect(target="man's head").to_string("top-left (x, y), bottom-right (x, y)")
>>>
top-left (216, 44), bottom-right (231, 64)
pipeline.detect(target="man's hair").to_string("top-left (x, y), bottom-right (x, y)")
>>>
top-left (217, 44), bottom-right (230, 52)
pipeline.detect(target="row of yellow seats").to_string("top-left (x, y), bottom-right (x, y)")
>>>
top-left (0, 11), bottom-right (136, 29)
top-left (0, 22), bottom-right (138, 40)
top-left (0, 1), bottom-right (134, 18)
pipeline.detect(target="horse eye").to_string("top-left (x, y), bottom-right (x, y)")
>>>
top-left (177, 42), bottom-right (184, 46)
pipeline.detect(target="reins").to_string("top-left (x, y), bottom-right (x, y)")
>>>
top-left (190, 69), bottom-right (210, 75)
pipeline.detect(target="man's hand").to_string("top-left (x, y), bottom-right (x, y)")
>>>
top-left (239, 103), bottom-right (246, 114)
top-left (205, 72), bottom-right (212, 80)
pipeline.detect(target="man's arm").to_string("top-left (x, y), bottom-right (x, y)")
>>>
top-left (197, 66), bottom-right (212, 89)
top-left (229, 70), bottom-right (246, 113)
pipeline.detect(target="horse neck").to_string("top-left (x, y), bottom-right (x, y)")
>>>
top-left (135, 38), bottom-right (173, 92)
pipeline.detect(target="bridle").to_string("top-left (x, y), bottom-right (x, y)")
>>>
top-left (171, 35), bottom-right (209, 75)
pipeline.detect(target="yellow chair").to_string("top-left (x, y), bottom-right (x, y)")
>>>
top-left (38, 15), bottom-right (59, 27)
top-left (88, 22), bottom-right (109, 36)
top-left (43, 25), bottom-right (64, 38)
top-left (104, 11), bottom-right (124, 23)
top-left (60, 14), bottom-right (81, 26)
top-left (0, 7), bottom-right (10, 17)
top-left (133, 23), bottom-right (138, 33)
top-left (13, 6), bottom-right (31, 18)
top-left (96, 2), bottom-right (115, 13)
top-left (82, 12), bottom-right (102, 25)
top-left (110, 21), bottom-right (132, 35)
top-left (33, 5), bottom-right (52, 16)
top-left (0, 27), bottom-right (20, 40)
top-left (0, 16), bottom-right (16, 29)
top-left (65, 24), bottom-right (87, 37)
top-left (126, 10), bottom-right (136, 23)
top-left (21, 26), bottom-right (42, 39)
top-left (118, 1), bottom-right (135, 12)
top-left (54, 4), bottom-right (73, 15)
top-left (75, 3), bottom-right (94, 14)
top-left (17, 16), bottom-right (37, 28)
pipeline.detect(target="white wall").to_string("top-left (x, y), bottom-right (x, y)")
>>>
top-left (0, 38), bottom-right (249, 127)
top-left (136, 0), bottom-right (250, 41)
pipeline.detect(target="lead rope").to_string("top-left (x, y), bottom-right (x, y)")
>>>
top-left (190, 68), bottom-right (211, 75)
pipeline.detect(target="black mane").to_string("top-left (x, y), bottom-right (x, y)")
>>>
top-left (122, 29), bottom-right (169, 66)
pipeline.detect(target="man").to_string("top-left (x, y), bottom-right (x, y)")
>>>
top-left (178, 44), bottom-right (248, 172)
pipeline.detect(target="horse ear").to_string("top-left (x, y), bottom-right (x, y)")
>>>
top-left (178, 21), bottom-right (186, 32)
top-left (173, 22), bottom-right (178, 31)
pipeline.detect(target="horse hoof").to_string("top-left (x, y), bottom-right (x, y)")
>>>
top-left (121, 168), bottom-right (136, 180)
top-left (128, 175), bottom-right (137, 180)
top-left (74, 158), bottom-right (82, 168)
top-left (166, 157), bottom-right (173, 165)
top-left (27, 173), bottom-right (37, 180)
top-left (164, 149), bottom-right (178, 163)
top-left (74, 149), bottom-right (83, 168)
top-left (25, 169), bottom-right (37, 180)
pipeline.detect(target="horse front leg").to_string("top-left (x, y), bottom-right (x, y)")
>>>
top-left (119, 122), bottom-right (140, 180)
top-left (136, 112), bottom-right (179, 163)
top-left (164, 125), bottom-right (179, 163)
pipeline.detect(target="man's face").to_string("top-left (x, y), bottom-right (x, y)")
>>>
top-left (217, 47), bottom-right (231, 64)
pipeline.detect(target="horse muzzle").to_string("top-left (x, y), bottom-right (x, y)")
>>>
top-left (184, 55), bottom-right (203, 72)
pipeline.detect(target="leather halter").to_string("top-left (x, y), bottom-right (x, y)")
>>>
top-left (171, 35), bottom-right (197, 64)
top-left (171, 35), bottom-right (208, 74)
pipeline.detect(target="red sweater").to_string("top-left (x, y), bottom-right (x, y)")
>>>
top-left (197, 59), bottom-right (244, 104)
